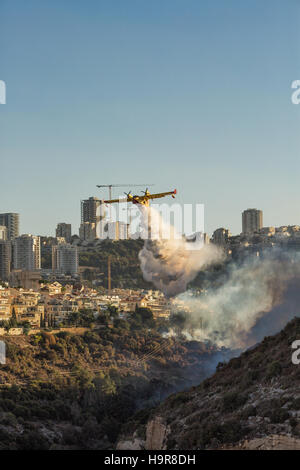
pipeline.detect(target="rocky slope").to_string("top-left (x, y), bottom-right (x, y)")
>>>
top-left (118, 317), bottom-right (300, 450)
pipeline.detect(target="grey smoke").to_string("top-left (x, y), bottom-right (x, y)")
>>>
top-left (176, 250), bottom-right (300, 349)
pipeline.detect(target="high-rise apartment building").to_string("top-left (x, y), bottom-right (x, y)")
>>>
top-left (13, 235), bottom-right (41, 270)
top-left (56, 223), bottom-right (72, 242)
top-left (80, 197), bottom-right (106, 240)
top-left (242, 209), bottom-right (263, 234)
top-left (212, 227), bottom-right (231, 245)
top-left (0, 213), bottom-right (19, 240)
top-left (0, 241), bottom-right (11, 280)
top-left (79, 222), bottom-right (97, 241)
top-left (81, 197), bottom-right (101, 224)
top-left (52, 244), bottom-right (78, 275)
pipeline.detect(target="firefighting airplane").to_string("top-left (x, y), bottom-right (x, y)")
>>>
top-left (103, 188), bottom-right (177, 207)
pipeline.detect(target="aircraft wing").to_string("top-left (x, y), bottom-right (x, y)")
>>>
top-left (104, 197), bottom-right (129, 204)
top-left (147, 190), bottom-right (176, 200)
top-left (104, 189), bottom-right (176, 204)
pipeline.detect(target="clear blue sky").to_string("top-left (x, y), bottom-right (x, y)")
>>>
top-left (1, 0), bottom-right (300, 236)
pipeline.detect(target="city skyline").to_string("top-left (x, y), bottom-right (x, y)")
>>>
top-left (2, 202), bottom-right (300, 240)
top-left (1, 0), bottom-right (300, 236)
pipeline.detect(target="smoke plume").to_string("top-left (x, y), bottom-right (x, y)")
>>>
top-left (138, 205), bottom-right (224, 297)
top-left (175, 251), bottom-right (300, 349)
top-left (137, 205), bottom-right (300, 350)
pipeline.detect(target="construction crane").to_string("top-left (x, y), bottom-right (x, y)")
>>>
top-left (96, 184), bottom-right (155, 202)
top-left (107, 255), bottom-right (111, 294)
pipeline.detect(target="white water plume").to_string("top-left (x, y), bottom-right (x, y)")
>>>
top-left (138, 205), bottom-right (224, 297)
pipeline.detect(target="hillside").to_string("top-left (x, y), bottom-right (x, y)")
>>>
top-left (0, 322), bottom-right (231, 450)
top-left (79, 239), bottom-right (152, 289)
top-left (78, 238), bottom-right (228, 291)
top-left (118, 317), bottom-right (300, 450)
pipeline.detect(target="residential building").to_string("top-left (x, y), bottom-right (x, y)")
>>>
top-left (81, 197), bottom-right (101, 224)
top-left (41, 281), bottom-right (63, 295)
top-left (45, 298), bottom-right (79, 326)
top-left (0, 240), bottom-right (11, 281)
top-left (79, 222), bottom-right (97, 241)
top-left (0, 213), bottom-right (19, 240)
top-left (12, 291), bottom-right (43, 327)
top-left (212, 227), bottom-right (231, 245)
top-left (56, 223), bottom-right (72, 242)
top-left (15, 308), bottom-right (42, 328)
top-left (80, 197), bottom-right (106, 240)
top-left (14, 291), bottom-right (40, 307)
top-left (0, 289), bottom-right (11, 321)
top-left (52, 243), bottom-right (78, 275)
top-left (13, 234), bottom-right (41, 270)
top-left (242, 208), bottom-right (263, 234)
top-left (259, 227), bottom-right (275, 236)
top-left (10, 270), bottom-right (41, 290)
